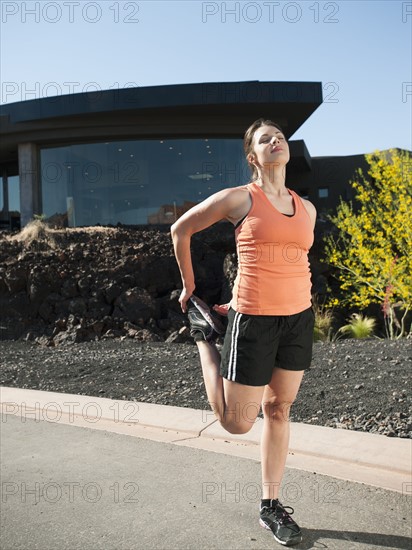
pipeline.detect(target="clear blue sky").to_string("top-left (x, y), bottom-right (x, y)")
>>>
top-left (1, 0), bottom-right (411, 156)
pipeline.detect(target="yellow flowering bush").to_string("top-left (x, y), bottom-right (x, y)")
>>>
top-left (324, 149), bottom-right (412, 338)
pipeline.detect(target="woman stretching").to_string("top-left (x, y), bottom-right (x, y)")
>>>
top-left (171, 118), bottom-right (316, 547)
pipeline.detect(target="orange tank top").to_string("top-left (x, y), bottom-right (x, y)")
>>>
top-left (230, 182), bottom-right (314, 315)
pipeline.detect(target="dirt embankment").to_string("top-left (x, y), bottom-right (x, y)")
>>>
top-left (0, 223), bottom-right (236, 345)
top-left (0, 221), bottom-right (332, 346)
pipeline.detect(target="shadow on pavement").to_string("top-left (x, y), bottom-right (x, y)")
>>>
top-left (301, 528), bottom-right (411, 549)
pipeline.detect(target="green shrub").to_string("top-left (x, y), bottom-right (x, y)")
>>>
top-left (338, 313), bottom-right (376, 339)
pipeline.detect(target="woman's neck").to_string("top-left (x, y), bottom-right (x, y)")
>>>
top-left (256, 167), bottom-right (287, 194)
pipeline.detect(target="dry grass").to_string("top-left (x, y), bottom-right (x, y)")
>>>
top-left (7, 219), bottom-right (58, 248)
top-left (312, 294), bottom-right (336, 342)
top-left (6, 220), bottom-right (116, 249)
top-left (66, 226), bottom-right (117, 234)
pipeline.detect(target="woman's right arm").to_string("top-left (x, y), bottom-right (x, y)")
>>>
top-left (170, 187), bottom-right (248, 312)
top-left (170, 225), bottom-right (195, 312)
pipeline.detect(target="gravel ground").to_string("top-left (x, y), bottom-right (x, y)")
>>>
top-left (0, 338), bottom-right (410, 438)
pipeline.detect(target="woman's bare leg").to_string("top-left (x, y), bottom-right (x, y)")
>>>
top-left (260, 368), bottom-right (305, 500)
top-left (196, 340), bottom-right (265, 435)
top-left (196, 341), bottom-right (224, 418)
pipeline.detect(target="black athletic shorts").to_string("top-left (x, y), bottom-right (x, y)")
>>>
top-left (220, 306), bottom-right (315, 386)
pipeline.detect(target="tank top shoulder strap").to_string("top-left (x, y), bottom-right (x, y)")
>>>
top-left (233, 183), bottom-right (255, 230)
top-left (243, 181), bottom-right (263, 210)
top-left (287, 188), bottom-right (301, 212)
top-left (288, 188), bottom-right (300, 200)
top-left (244, 181), bottom-right (261, 196)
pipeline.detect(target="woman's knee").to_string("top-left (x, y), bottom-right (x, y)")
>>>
top-left (262, 398), bottom-right (295, 422)
top-left (222, 419), bottom-right (255, 435)
top-left (220, 400), bottom-right (261, 434)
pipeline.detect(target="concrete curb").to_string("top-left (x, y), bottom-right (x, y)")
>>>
top-left (1, 386), bottom-right (410, 493)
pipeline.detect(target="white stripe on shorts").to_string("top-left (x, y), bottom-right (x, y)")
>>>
top-left (228, 311), bottom-right (242, 381)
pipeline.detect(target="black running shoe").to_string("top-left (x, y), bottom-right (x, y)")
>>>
top-left (259, 499), bottom-right (303, 546)
top-left (188, 295), bottom-right (225, 342)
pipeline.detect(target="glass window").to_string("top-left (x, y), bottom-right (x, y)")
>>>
top-left (318, 187), bottom-right (329, 199)
top-left (0, 176), bottom-right (20, 213)
top-left (0, 175), bottom-right (20, 230)
top-left (8, 176), bottom-right (20, 212)
top-left (40, 139), bottom-right (249, 226)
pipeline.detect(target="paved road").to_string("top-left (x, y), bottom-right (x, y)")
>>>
top-left (1, 413), bottom-right (411, 550)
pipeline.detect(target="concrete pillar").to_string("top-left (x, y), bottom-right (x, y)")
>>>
top-left (18, 143), bottom-right (41, 227)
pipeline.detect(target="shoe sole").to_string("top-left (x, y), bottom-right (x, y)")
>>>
top-left (187, 309), bottom-right (214, 341)
top-left (259, 518), bottom-right (303, 546)
top-left (189, 295), bottom-right (225, 335)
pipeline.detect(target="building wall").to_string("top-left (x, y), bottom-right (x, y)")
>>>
top-left (292, 153), bottom-right (371, 216)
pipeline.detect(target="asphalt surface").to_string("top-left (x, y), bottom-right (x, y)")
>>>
top-left (1, 412), bottom-right (411, 550)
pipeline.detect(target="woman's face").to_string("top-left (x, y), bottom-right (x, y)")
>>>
top-left (249, 124), bottom-right (290, 170)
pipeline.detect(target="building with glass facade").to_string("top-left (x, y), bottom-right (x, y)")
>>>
top-left (0, 81), bottom-right (376, 229)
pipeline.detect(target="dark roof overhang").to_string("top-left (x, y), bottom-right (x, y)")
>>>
top-left (0, 80), bottom-right (322, 171)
